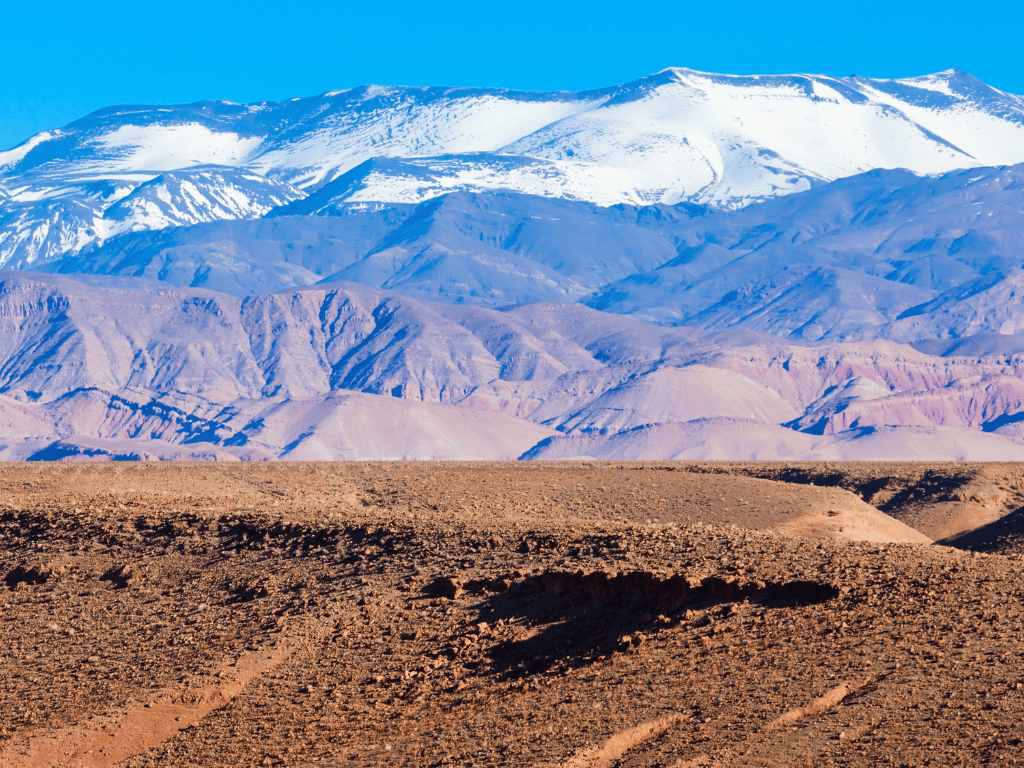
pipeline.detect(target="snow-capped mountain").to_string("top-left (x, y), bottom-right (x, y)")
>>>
top-left (0, 166), bottom-right (303, 269)
top-left (3, 68), bottom-right (1024, 268)
top-left (0, 180), bottom-right (128, 268)
top-left (102, 166), bottom-right (303, 236)
top-left (4, 68), bottom-right (1024, 462)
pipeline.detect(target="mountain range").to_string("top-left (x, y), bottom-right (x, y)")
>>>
top-left (2, 68), bottom-right (1024, 460)
top-left (4, 67), bottom-right (1024, 268)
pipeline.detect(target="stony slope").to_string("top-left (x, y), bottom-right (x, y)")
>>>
top-left (2, 462), bottom-right (1024, 767)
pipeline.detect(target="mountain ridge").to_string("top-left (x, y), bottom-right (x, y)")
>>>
top-left (4, 269), bottom-right (1024, 460)
top-left (3, 67), bottom-right (1024, 268)
top-left (47, 163), bottom-right (1024, 347)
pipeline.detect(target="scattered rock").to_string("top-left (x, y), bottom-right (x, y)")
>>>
top-left (5, 561), bottom-right (61, 590)
top-left (430, 577), bottom-right (464, 600)
top-left (100, 563), bottom-right (138, 589)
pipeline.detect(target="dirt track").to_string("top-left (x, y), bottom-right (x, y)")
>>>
top-left (2, 462), bottom-right (1024, 767)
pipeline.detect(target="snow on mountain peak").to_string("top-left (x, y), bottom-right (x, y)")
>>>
top-left (1, 68), bottom-right (1023, 268)
top-left (0, 130), bottom-right (63, 172)
top-left (93, 124), bottom-right (264, 173)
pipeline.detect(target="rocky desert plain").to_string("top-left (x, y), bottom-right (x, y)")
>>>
top-left (0, 461), bottom-right (1022, 768)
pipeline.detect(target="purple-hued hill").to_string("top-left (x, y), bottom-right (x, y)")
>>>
top-left (3, 272), bottom-right (1024, 460)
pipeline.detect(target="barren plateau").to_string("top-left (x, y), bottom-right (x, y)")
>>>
top-left (2, 461), bottom-right (1024, 767)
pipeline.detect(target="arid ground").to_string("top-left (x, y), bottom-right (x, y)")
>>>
top-left (2, 461), bottom-right (1024, 767)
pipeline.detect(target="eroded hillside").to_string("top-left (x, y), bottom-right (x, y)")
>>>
top-left (1, 462), bottom-right (1023, 767)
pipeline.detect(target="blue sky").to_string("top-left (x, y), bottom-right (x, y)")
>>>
top-left (2, 0), bottom-right (1022, 150)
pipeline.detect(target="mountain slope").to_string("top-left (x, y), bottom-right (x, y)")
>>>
top-left (0, 167), bottom-right (304, 269)
top-left (2, 68), bottom-right (1023, 268)
top-left (56, 191), bottom-right (700, 303)
top-left (101, 166), bottom-right (303, 236)
top-left (47, 160), bottom-right (1024, 342)
top-left (3, 271), bottom-right (1024, 460)
top-left (521, 420), bottom-right (1024, 461)
top-left (36, 160), bottom-right (1024, 344)
top-left (7, 69), bottom-right (1022, 200)
top-left (2, 68), bottom-right (1024, 461)
top-left (586, 163), bottom-right (1024, 338)
top-left (51, 213), bottom-right (409, 296)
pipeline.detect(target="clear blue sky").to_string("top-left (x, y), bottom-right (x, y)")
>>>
top-left (2, 0), bottom-right (1022, 150)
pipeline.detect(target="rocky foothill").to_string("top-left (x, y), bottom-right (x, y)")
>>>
top-left (1, 461), bottom-right (1023, 767)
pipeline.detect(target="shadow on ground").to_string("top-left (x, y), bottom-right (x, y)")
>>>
top-left (466, 569), bottom-right (839, 679)
top-left (941, 505), bottom-right (1024, 553)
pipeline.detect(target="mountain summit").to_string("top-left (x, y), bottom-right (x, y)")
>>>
top-left (2, 68), bottom-right (1023, 268)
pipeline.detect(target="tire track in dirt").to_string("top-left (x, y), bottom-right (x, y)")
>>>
top-left (0, 627), bottom-right (307, 768)
top-left (641, 679), bottom-right (876, 767)
top-left (553, 678), bottom-right (872, 767)
top-left (560, 713), bottom-right (687, 768)
top-left (766, 678), bottom-right (870, 729)
top-left (730, 677), bottom-right (876, 767)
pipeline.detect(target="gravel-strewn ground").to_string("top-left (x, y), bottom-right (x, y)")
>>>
top-left (1, 462), bottom-right (1023, 767)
